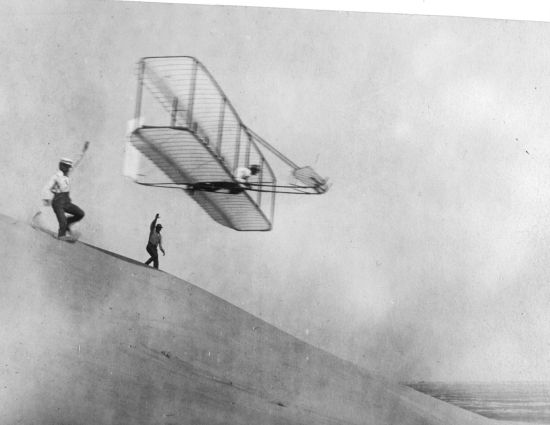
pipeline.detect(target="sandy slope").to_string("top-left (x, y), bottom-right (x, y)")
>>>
top-left (0, 214), bottom-right (524, 425)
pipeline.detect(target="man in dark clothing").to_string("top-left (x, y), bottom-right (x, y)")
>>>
top-left (145, 213), bottom-right (165, 269)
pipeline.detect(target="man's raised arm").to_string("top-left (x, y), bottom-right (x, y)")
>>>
top-left (150, 213), bottom-right (159, 231)
top-left (71, 141), bottom-right (90, 170)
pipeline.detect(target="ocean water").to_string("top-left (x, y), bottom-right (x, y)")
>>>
top-left (408, 382), bottom-right (550, 423)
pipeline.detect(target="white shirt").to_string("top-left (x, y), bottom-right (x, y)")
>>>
top-left (42, 170), bottom-right (71, 199)
top-left (41, 151), bottom-right (84, 200)
top-left (234, 167), bottom-right (252, 183)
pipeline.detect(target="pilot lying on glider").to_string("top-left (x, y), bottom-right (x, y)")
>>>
top-left (187, 164), bottom-right (260, 194)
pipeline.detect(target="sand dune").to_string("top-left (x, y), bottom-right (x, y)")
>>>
top-left (0, 214), bottom-right (523, 424)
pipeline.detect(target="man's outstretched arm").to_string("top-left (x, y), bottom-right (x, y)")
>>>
top-left (71, 141), bottom-right (90, 171)
top-left (150, 213), bottom-right (159, 232)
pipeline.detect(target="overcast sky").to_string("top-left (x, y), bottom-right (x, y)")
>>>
top-left (4, 0), bottom-right (550, 382)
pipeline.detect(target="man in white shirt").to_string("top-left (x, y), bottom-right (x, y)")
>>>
top-left (234, 164), bottom-right (260, 184)
top-left (228, 164), bottom-right (261, 193)
top-left (42, 141), bottom-right (89, 240)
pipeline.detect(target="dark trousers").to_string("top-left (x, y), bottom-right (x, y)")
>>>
top-left (145, 242), bottom-right (159, 268)
top-left (52, 193), bottom-right (85, 237)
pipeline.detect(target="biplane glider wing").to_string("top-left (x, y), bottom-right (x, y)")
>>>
top-left (124, 56), bottom-right (328, 231)
top-left (129, 126), bottom-right (273, 231)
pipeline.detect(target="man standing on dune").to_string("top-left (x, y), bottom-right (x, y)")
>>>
top-left (145, 213), bottom-right (165, 269)
top-left (38, 141), bottom-right (90, 241)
